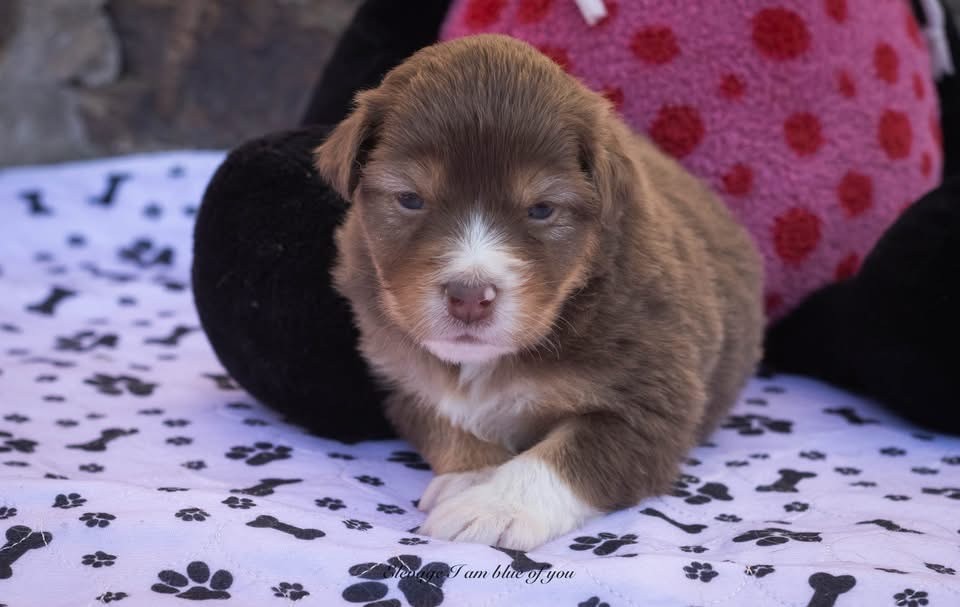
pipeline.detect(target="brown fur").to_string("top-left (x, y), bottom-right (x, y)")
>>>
top-left (315, 35), bottom-right (763, 515)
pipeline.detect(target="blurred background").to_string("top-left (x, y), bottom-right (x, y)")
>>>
top-left (2, 0), bottom-right (958, 168)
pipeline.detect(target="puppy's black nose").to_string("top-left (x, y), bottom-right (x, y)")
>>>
top-left (445, 282), bottom-right (496, 324)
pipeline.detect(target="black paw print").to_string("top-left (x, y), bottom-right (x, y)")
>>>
top-left (746, 564), bottom-right (775, 578)
top-left (925, 563), bottom-right (955, 575)
top-left (328, 452), bottom-right (356, 460)
top-left (732, 528), bottom-right (822, 546)
top-left (893, 588), bottom-right (929, 606)
top-left (53, 493), bottom-right (87, 509)
top-left (569, 533), bottom-right (638, 556)
top-left (912, 467), bottom-right (939, 475)
top-left (272, 581), bottom-right (310, 601)
top-left (80, 512), bottom-right (115, 528)
top-left (166, 436), bottom-right (192, 446)
top-left (800, 450), bottom-right (826, 460)
top-left (79, 463), bottom-right (104, 473)
top-left (164, 419), bottom-right (190, 428)
top-left (834, 467), bottom-right (860, 476)
top-left (243, 418), bottom-right (269, 426)
top-left (316, 497), bottom-right (345, 511)
top-left (579, 599), bottom-right (610, 607)
top-left (715, 514), bottom-right (741, 523)
top-left (355, 475), bottom-right (383, 487)
top-left (56, 419), bottom-right (79, 428)
top-left (342, 555), bottom-right (450, 607)
top-left (671, 474), bottom-right (732, 505)
top-left (942, 456), bottom-right (960, 465)
top-left (0, 507), bottom-right (16, 520)
top-left (82, 551), bottom-right (117, 568)
top-left (885, 495), bottom-right (911, 501)
top-left (158, 487), bottom-right (188, 492)
top-left (182, 460), bottom-right (206, 471)
top-left (784, 502), bottom-right (809, 513)
top-left (881, 447), bottom-right (906, 456)
top-left (4, 414), bottom-right (28, 423)
top-left (96, 591), bottom-right (128, 603)
top-left (399, 537), bottom-right (429, 546)
top-left (225, 442), bottom-right (292, 466)
top-left (680, 545), bottom-right (707, 553)
top-left (175, 507), bottom-right (209, 522)
top-left (683, 561), bottom-right (718, 582)
top-left (721, 414), bottom-right (792, 436)
top-left (344, 519), bottom-right (373, 531)
top-left (377, 504), bottom-right (406, 515)
top-left (84, 374), bottom-right (156, 397)
top-left (387, 451), bottom-right (431, 470)
top-left (222, 496), bottom-right (256, 509)
top-left (151, 561), bottom-right (233, 600)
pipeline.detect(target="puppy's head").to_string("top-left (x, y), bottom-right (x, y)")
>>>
top-left (315, 34), bottom-right (635, 365)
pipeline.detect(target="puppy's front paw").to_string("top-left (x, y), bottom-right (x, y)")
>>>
top-left (418, 468), bottom-right (494, 513)
top-left (418, 456), bottom-right (598, 550)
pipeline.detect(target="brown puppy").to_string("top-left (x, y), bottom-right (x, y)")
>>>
top-left (314, 34), bottom-right (764, 550)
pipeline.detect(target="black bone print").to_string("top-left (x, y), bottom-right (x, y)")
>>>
top-left (342, 555), bottom-right (451, 607)
top-left (246, 515), bottom-right (324, 540)
top-left (0, 525), bottom-right (53, 579)
top-left (756, 469), bottom-right (817, 493)
top-left (922, 487), bottom-right (960, 499)
top-left (0, 431), bottom-right (37, 454)
top-left (26, 287), bottom-right (76, 316)
top-left (55, 331), bottom-right (118, 352)
top-left (639, 508), bottom-right (707, 534)
top-left (89, 172), bottom-right (131, 207)
top-left (491, 546), bottom-right (553, 573)
top-left (20, 190), bottom-right (52, 215)
top-left (83, 374), bottom-right (156, 396)
top-left (144, 325), bottom-right (196, 346)
top-left (806, 572), bottom-right (856, 607)
top-left (721, 414), bottom-right (793, 435)
top-left (118, 238), bottom-right (174, 268)
top-left (151, 561), bottom-right (233, 600)
top-left (823, 407), bottom-right (879, 425)
top-left (856, 520), bottom-right (923, 534)
top-left (230, 478), bottom-right (302, 497)
top-left (67, 428), bottom-right (138, 452)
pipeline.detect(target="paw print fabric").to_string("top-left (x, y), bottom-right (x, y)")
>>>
top-left (441, 0), bottom-right (944, 319)
top-left (1, 153), bottom-right (959, 604)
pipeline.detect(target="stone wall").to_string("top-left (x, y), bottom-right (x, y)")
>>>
top-left (0, 0), bottom-right (360, 167)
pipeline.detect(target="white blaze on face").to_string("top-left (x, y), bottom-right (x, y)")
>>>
top-left (422, 212), bottom-right (525, 364)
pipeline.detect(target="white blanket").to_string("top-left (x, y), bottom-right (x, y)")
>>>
top-left (1, 153), bottom-right (958, 607)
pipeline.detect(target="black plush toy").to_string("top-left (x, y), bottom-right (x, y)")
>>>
top-left (193, 0), bottom-right (960, 441)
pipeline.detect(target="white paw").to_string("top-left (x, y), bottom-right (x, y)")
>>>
top-left (418, 468), bottom-right (494, 513)
top-left (418, 456), bottom-right (599, 550)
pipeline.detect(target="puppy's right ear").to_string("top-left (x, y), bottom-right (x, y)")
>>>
top-left (313, 90), bottom-right (382, 200)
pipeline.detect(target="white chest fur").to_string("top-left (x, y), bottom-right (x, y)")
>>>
top-left (434, 363), bottom-right (540, 451)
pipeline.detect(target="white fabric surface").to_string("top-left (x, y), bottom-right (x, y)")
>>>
top-left (0, 152), bottom-right (958, 607)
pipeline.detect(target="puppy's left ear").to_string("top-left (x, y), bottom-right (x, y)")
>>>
top-left (313, 89), bottom-right (383, 200)
top-left (578, 110), bottom-right (639, 225)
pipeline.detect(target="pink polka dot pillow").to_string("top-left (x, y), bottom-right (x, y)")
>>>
top-left (440, 0), bottom-right (943, 319)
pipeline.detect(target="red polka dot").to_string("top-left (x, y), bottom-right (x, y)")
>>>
top-left (913, 73), bottom-right (925, 99)
top-left (517, 0), bottom-right (552, 24)
top-left (537, 45), bottom-right (571, 71)
top-left (649, 105), bottom-right (705, 158)
top-left (931, 115), bottom-right (943, 149)
top-left (595, 0), bottom-right (618, 27)
top-left (921, 152), bottom-right (933, 177)
top-left (631, 26), bottom-right (680, 65)
top-left (765, 292), bottom-right (784, 315)
top-left (837, 171), bottom-right (873, 217)
top-left (719, 74), bottom-right (746, 100)
top-left (825, 0), bottom-right (847, 22)
top-left (873, 42), bottom-right (899, 84)
top-left (600, 86), bottom-right (625, 111)
top-left (752, 8), bottom-right (811, 61)
top-left (906, 11), bottom-right (923, 48)
top-left (463, 0), bottom-right (506, 29)
top-left (836, 69), bottom-right (856, 98)
top-left (834, 253), bottom-right (860, 281)
top-left (878, 110), bottom-right (912, 159)
top-left (722, 164), bottom-right (754, 196)
top-left (784, 112), bottom-right (824, 156)
top-left (773, 207), bottom-right (822, 265)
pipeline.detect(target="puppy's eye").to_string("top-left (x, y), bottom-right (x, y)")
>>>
top-left (396, 192), bottom-right (425, 210)
top-left (527, 202), bottom-right (554, 220)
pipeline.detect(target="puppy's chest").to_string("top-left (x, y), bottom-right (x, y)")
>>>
top-left (432, 367), bottom-right (543, 452)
